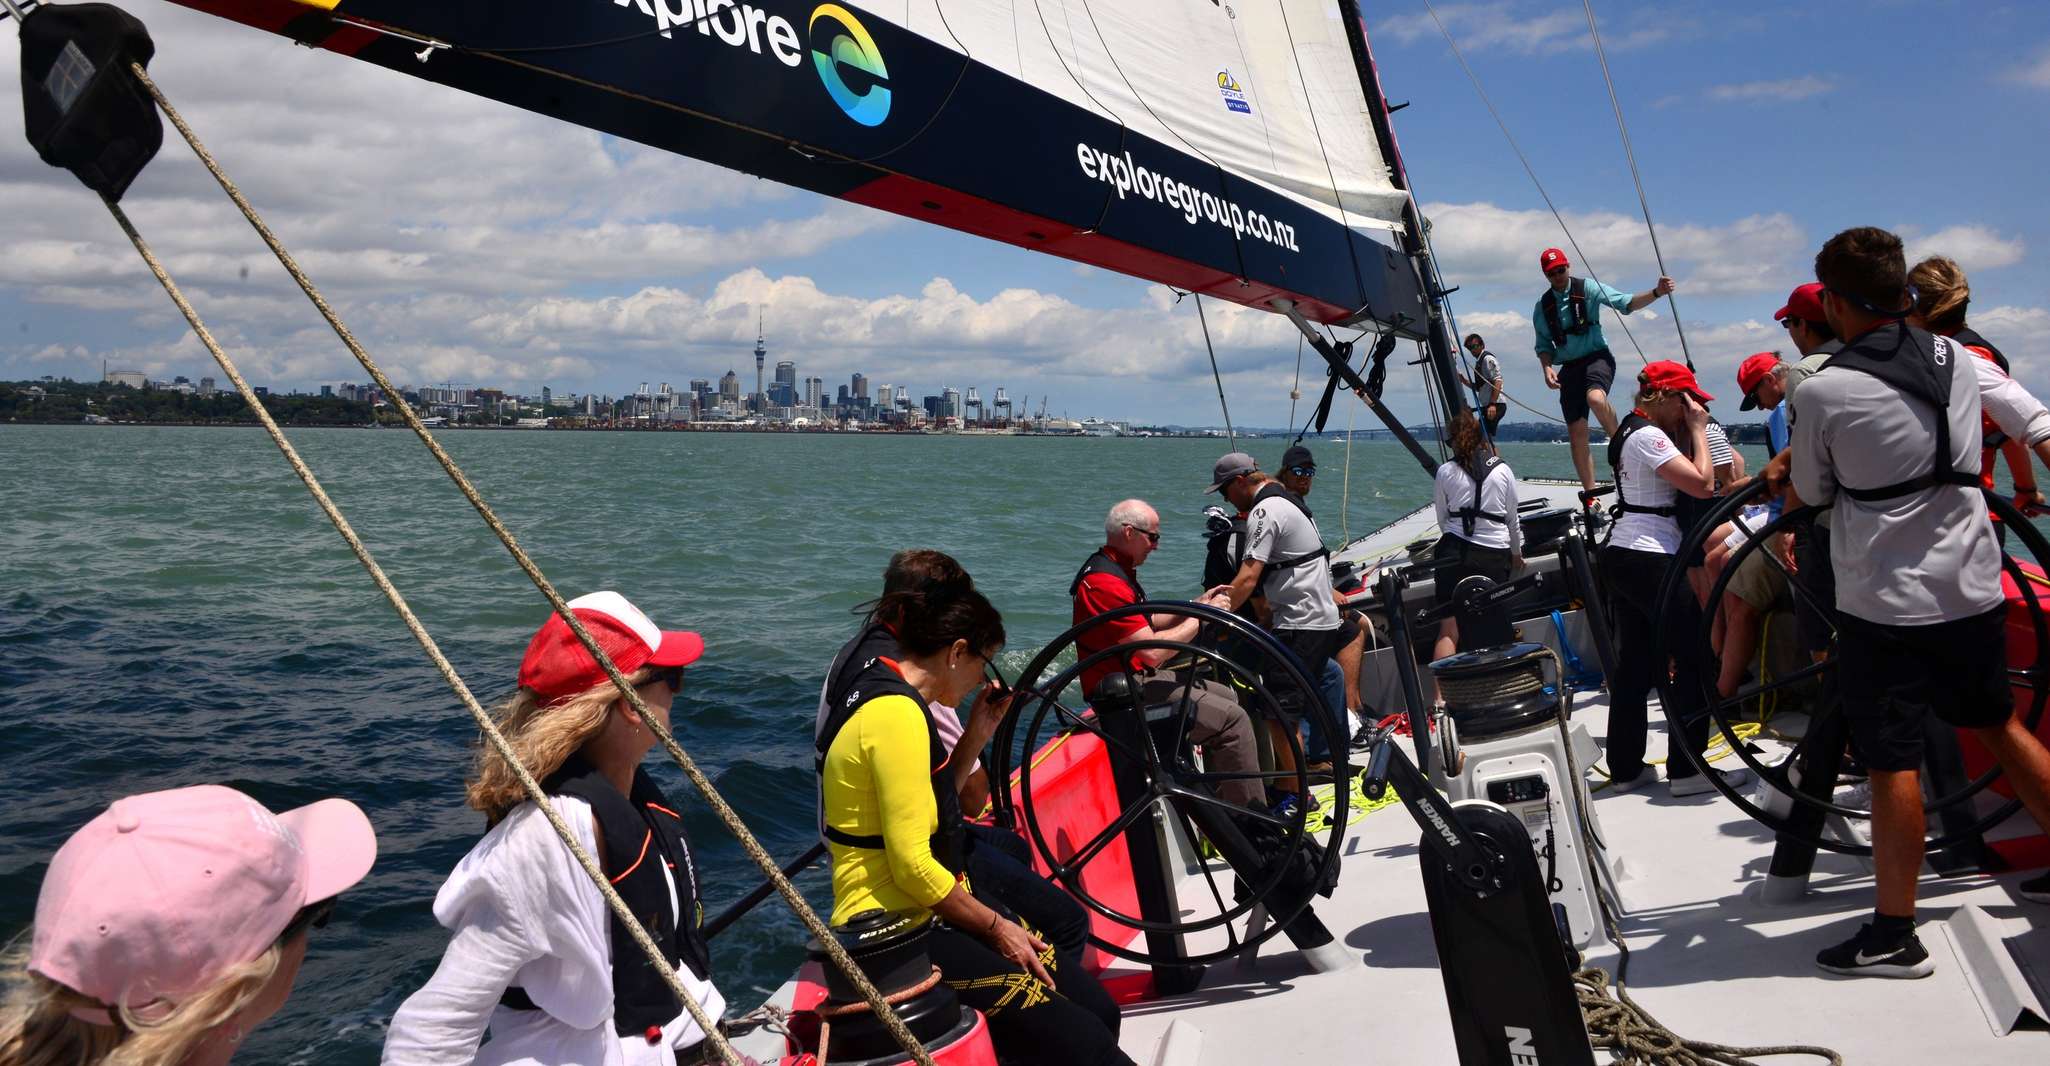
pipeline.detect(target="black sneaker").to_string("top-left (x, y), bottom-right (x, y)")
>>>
top-left (1815, 924), bottom-right (1934, 979)
top-left (2020, 871), bottom-right (2050, 903)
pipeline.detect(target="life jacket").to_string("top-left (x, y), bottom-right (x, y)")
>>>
top-left (816, 650), bottom-right (967, 877)
top-left (814, 621), bottom-right (896, 750)
top-left (500, 755), bottom-right (711, 1036)
top-left (1953, 326), bottom-right (2008, 373)
top-left (1070, 548), bottom-right (1147, 602)
top-left (1202, 513), bottom-right (1248, 589)
top-left (1820, 323), bottom-right (1980, 504)
top-left (1605, 413), bottom-right (1679, 519)
top-left (1248, 482), bottom-right (1330, 584)
top-left (1538, 277), bottom-right (1594, 349)
top-left (1447, 454), bottom-right (1507, 539)
top-left (1952, 327), bottom-right (2009, 454)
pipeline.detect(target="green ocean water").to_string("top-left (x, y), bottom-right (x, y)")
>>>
top-left (0, 425), bottom-right (1607, 1062)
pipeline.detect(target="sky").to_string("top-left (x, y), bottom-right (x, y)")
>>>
top-left (2, 0), bottom-right (2047, 429)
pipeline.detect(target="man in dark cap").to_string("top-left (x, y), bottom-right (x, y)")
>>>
top-left (1274, 443), bottom-right (1368, 754)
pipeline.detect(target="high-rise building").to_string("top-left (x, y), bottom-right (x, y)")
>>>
top-left (837, 384), bottom-right (851, 407)
top-left (198, 376), bottom-right (216, 397)
top-left (775, 360), bottom-right (796, 387)
top-left (876, 383), bottom-right (894, 409)
top-left (941, 387), bottom-right (961, 420)
top-left (804, 377), bottom-right (824, 409)
top-left (852, 373), bottom-right (868, 401)
top-left (541, 385), bottom-right (552, 413)
top-left (923, 394), bottom-right (941, 418)
top-left (719, 369), bottom-right (740, 402)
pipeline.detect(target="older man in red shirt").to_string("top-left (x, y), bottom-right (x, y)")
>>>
top-left (1071, 498), bottom-right (1264, 809)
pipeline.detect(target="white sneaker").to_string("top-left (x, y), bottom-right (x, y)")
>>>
top-left (1671, 767), bottom-right (1749, 798)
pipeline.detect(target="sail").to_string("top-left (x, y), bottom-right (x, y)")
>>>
top-left (159, 0), bottom-right (1427, 330)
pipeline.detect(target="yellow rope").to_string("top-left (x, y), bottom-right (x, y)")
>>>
top-left (128, 63), bottom-right (932, 1066)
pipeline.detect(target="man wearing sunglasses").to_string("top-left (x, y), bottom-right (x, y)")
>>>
top-left (1070, 499), bottom-right (1266, 810)
top-left (1276, 444), bottom-right (1371, 759)
top-left (1531, 246), bottom-right (1676, 491)
top-left (1457, 333), bottom-right (1507, 439)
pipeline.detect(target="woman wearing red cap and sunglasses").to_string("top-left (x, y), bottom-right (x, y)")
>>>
top-left (385, 591), bottom-right (738, 1066)
top-left (1599, 363), bottom-right (1751, 799)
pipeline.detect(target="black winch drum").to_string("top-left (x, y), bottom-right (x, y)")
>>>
top-left (804, 909), bottom-right (971, 1064)
top-left (1428, 641), bottom-right (1561, 741)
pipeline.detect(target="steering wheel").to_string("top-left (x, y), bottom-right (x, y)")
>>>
top-left (1651, 480), bottom-right (2050, 855)
top-left (987, 602), bottom-right (1349, 965)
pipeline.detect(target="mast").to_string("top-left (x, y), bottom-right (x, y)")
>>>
top-left (1337, 1), bottom-right (1468, 431)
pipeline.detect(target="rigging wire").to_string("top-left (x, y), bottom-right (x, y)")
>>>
top-left (1287, 333), bottom-right (1306, 429)
top-left (1581, 0), bottom-right (1693, 371)
top-left (1418, 0), bottom-right (1650, 366)
top-left (122, 63), bottom-right (936, 1066)
top-left (1192, 292), bottom-right (1237, 449)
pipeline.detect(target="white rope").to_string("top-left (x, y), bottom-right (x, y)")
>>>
top-left (125, 63), bottom-right (936, 1066)
top-left (1287, 333), bottom-right (1305, 430)
top-left (1580, 0), bottom-right (1693, 371)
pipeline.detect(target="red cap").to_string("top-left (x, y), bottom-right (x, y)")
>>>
top-left (1775, 283), bottom-right (1825, 324)
top-left (1736, 353), bottom-right (1782, 410)
top-left (1539, 248), bottom-right (1570, 274)
top-left (517, 591), bottom-right (703, 701)
top-left (1642, 360), bottom-right (1714, 405)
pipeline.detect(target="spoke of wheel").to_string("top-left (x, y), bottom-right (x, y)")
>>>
top-left (1046, 699), bottom-right (1147, 765)
top-left (1709, 659), bottom-right (1834, 718)
top-left (1181, 767), bottom-right (1323, 783)
top-left (1169, 679), bottom-right (1201, 760)
top-left (1172, 804), bottom-right (1243, 950)
top-left (1052, 796), bottom-right (1157, 881)
top-left (1166, 784), bottom-right (1290, 829)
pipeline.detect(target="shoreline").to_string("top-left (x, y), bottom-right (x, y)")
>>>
top-left (2, 420), bottom-right (1242, 439)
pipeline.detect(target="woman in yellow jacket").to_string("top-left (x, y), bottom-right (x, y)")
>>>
top-left (817, 581), bottom-right (1130, 1066)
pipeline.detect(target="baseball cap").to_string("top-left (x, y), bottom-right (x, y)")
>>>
top-left (1539, 248), bottom-right (1570, 274)
top-left (1775, 283), bottom-right (1825, 324)
top-left (1280, 444), bottom-right (1315, 471)
top-left (518, 591), bottom-right (704, 701)
top-left (1205, 452), bottom-right (1257, 494)
top-left (1642, 360), bottom-right (1714, 405)
top-left (1736, 352), bottom-right (1782, 410)
top-left (29, 785), bottom-right (376, 1021)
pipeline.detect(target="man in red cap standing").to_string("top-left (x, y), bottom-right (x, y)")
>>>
top-left (1530, 247), bottom-right (1676, 491)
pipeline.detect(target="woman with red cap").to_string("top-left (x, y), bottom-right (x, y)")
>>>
top-left (384, 591), bottom-right (736, 1065)
top-left (1, 784), bottom-right (376, 1065)
top-left (1599, 363), bottom-right (1752, 798)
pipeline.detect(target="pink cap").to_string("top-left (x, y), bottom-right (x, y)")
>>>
top-left (517, 591), bottom-right (704, 701)
top-left (28, 785), bottom-right (376, 1020)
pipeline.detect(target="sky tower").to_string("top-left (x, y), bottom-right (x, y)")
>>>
top-left (753, 309), bottom-right (766, 414)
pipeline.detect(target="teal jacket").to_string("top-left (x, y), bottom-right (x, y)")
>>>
top-left (1532, 278), bottom-right (1634, 363)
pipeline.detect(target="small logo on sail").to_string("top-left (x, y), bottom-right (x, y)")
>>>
top-left (1217, 70), bottom-right (1251, 115)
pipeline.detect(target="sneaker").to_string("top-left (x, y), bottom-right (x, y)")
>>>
top-left (1816, 924), bottom-right (1935, 979)
top-left (1348, 720), bottom-right (1380, 753)
top-left (2020, 871), bottom-right (2050, 903)
top-left (1604, 763), bottom-right (1656, 793)
top-left (1670, 767), bottom-right (1751, 798)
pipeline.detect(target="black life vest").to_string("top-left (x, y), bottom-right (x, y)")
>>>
top-left (501, 755), bottom-right (711, 1037)
top-left (1248, 483), bottom-right (1331, 583)
top-left (814, 621), bottom-right (896, 754)
top-left (1953, 326), bottom-right (2009, 373)
top-left (1447, 454), bottom-right (1507, 539)
top-left (1538, 277), bottom-right (1594, 348)
top-left (1202, 514), bottom-right (1247, 589)
top-left (1820, 323), bottom-right (1980, 504)
top-left (1606, 413), bottom-right (1679, 519)
top-left (816, 650), bottom-right (967, 876)
top-left (1070, 548), bottom-right (1146, 602)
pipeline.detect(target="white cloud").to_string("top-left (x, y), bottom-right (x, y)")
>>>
top-left (1425, 201), bottom-right (1808, 298)
top-left (1898, 225), bottom-right (2026, 273)
top-left (2009, 44), bottom-right (2050, 88)
top-left (1701, 76), bottom-right (1835, 103)
top-left (1374, 2), bottom-right (1674, 55)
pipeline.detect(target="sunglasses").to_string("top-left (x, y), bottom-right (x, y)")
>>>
top-left (281, 897), bottom-right (335, 942)
top-left (1823, 285), bottom-right (1914, 319)
top-left (1545, 267), bottom-right (1568, 277)
top-left (1286, 465), bottom-right (1316, 478)
top-left (1780, 316), bottom-right (1800, 330)
top-left (1123, 523), bottom-right (1161, 545)
top-left (644, 665), bottom-right (686, 692)
top-left (980, 654), bottom-right (1015, 699)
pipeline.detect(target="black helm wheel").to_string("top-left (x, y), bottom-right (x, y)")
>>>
top-left (990, 602), bottom-right (1349, 966)
top-left (1652, 480), bottom-right (2050, 856)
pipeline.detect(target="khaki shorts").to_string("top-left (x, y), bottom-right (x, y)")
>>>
top-left (1725, 540), bottom-right (1787, 611)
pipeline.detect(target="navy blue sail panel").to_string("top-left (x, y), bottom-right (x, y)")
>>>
top-left (161, 0), bottom-right (1429, 333)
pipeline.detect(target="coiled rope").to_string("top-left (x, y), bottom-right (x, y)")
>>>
top-left (1571, 966), bottom-right (1841, 1065)
top-left (123, 62), bottom-right (934, 1066)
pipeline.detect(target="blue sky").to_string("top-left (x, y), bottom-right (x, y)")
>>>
top-left (2, 0), bottom-right (2047, 429)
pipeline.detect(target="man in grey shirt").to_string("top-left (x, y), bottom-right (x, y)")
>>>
top-left (1211, 454), bottom-right (1344, 815)
top-left (1788, 227), bottom-right (2050, 979)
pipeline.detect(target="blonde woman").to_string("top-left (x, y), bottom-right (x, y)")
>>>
top-left (1, 784), bottom-right (376, 1066)
top-left (385, 592), bottom-right (734, 1066)
top-left (1908, 255), bottom-right (2044, 519)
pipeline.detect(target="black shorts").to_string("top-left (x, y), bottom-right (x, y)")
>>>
top-left (1837, 605), bottom-right (2012, 772)
top-left (1480, 401), bottom-right (1506, 436)
top-left (1431, 534), bottom-right (1514, 604)
top-left (1557, 350), bottom-right (1616, 423)
top-left (1267, 624), bottom-right (1350, 723)
top-left (1792, 525), bottom-right (1836, 655)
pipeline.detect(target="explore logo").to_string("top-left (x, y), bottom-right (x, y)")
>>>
top-left (810, 4), bottom-right (891, 127)
top-left (594, 0), bottom-right (890, 127)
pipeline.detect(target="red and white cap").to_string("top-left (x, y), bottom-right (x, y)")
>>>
top-left (517, 591), bottom-right (704, 701)
top-left (28, 785), bottom-right (377, 1022)
top-left (1540, 247), bottom-right (1570, 274)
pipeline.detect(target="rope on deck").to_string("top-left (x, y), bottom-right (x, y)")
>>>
top-left (125, 61), bottom-right (935, 1066)
top-left (1572, 966), bottom-right (1842, 1066)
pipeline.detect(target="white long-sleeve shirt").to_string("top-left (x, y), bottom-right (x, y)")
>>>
top-left (383, 798), bottom-right (725, 1066)
top-left (1432, 459), bottom-right (1522, 554)
top-left (1791, 331), bottom-right (2050, 626)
